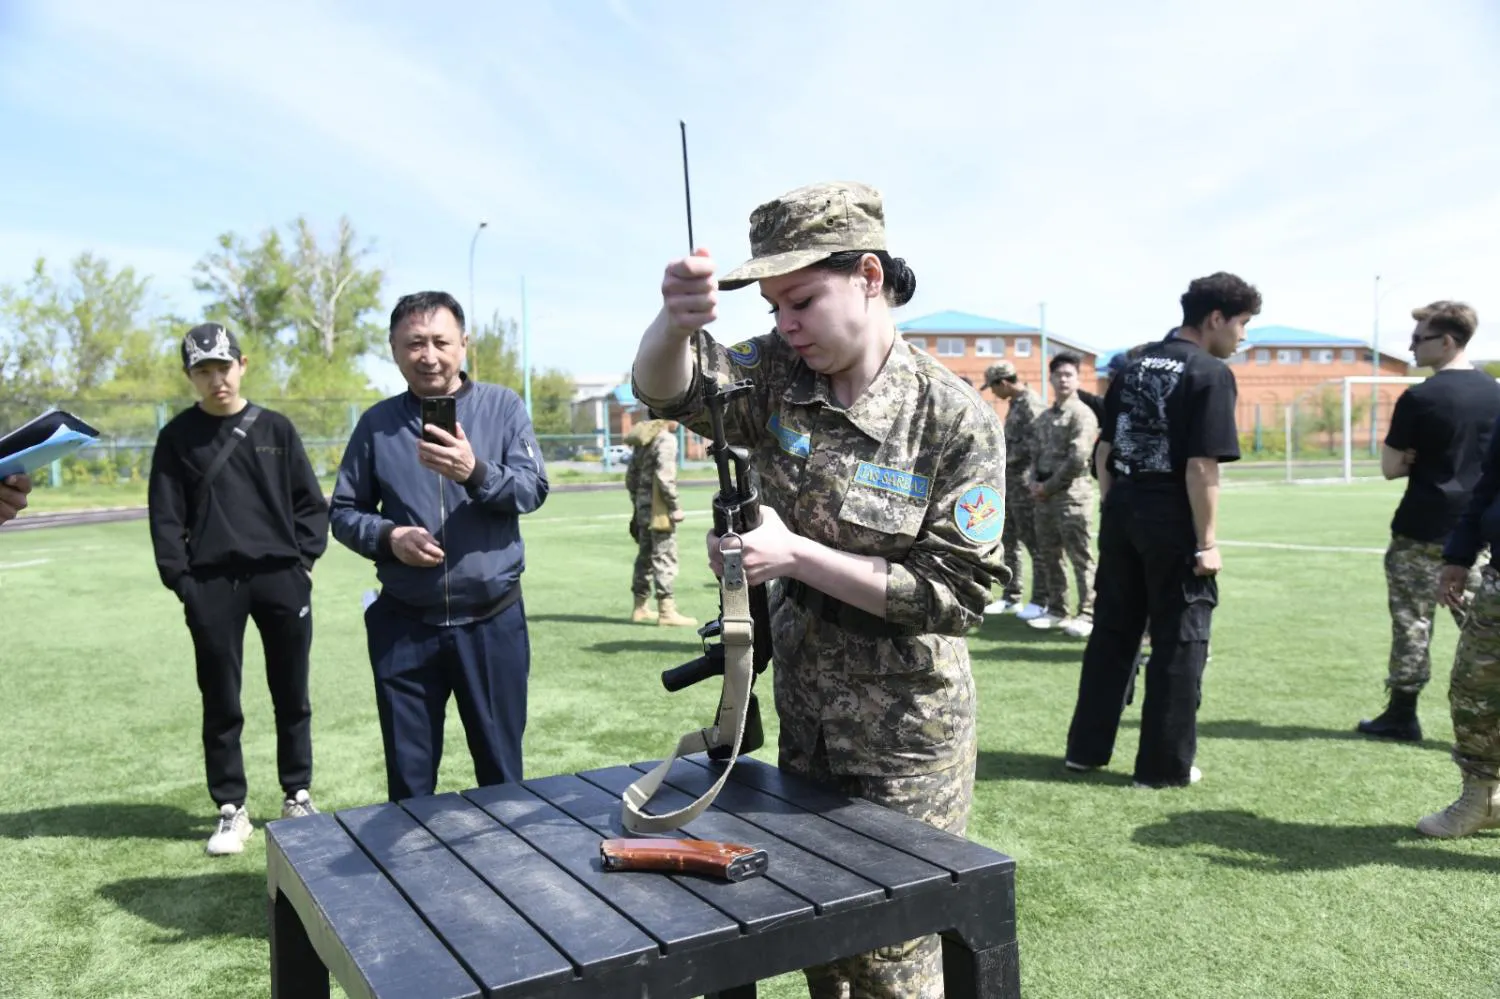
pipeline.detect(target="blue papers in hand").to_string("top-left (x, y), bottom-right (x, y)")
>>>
top-left (0, 409), bottom-right (102, 479)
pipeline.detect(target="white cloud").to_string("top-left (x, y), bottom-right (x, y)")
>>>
top-left (4, 0), bottom-right (1500, 390)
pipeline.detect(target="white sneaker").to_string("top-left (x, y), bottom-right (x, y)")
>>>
top-left (1133, 766), bottom-right (1202, 789)
top-left (983, 599), bottom-right (1011, 614)
top-left (206, 804), bottom-right (253, 856)
top-left (1064, 760), bottom-right (1097, 773)
top-left (1016, 603), bottom-right (1045, 620)
top-left (1062, 619), bottom-right (1094, 638)
top-left (1027, 614), bottom-right (1065, 630)
top-left (281, 789), bottom-right (319, 819)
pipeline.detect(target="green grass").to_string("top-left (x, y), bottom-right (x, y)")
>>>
top-left (16, 455), bottom-right (1379, 514)
top-left (1, 480), bottom-right (1497, 997)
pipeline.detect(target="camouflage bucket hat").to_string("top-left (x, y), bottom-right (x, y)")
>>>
top-left (718, 181), bottom-right (887, 291)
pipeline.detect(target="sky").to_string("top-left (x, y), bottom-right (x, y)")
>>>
top-left (1, 0), bottom-right (1498, 395)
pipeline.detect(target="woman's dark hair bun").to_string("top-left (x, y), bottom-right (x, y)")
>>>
top-left (885, 255), bottom-right (917, 307)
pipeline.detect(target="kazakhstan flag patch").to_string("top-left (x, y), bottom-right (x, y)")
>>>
top-left (767, 414), bottom-right (810, 458)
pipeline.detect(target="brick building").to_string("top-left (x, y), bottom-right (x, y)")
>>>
top-left (895, 310), bottom-right (1099, 417)
top-left (1098, 325), bottom-right (1412, 453)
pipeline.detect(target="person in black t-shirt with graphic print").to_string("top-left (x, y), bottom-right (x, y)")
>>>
top-left (1357, 301), bottom-right (1500, 743)
top-left (1063, 272), bottom-right (1259, 789)
top-left (148, 323), bottom-right (330, 856)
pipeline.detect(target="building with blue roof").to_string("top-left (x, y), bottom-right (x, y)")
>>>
top-left (895, 310), bottom-right (1099, 403)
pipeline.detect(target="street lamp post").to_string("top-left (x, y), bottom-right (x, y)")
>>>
top-left (1370, 274), bottom-right (1380, 456)
top-left (468, 220), bottom-right (488, 378)
top-left (1039, 301), bottom-right (1049, 405)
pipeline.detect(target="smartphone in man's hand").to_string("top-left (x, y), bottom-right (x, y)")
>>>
top-left (421, 396), bottom-right (457, 444)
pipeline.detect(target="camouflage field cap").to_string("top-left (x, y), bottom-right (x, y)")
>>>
top-left (718, 181), bottom-right (887, 291)
top-left (984, 360), bottom-right (1018, 386)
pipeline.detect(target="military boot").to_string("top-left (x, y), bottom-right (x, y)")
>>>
top-left (631, 595), bottom-right (657, 623)
top-left (1416, 777), bottom-right (1500, 838)
top-left (656, 598), bottom-right (697, 628)
top-left (1356, 689), bottom-right (1422, 742)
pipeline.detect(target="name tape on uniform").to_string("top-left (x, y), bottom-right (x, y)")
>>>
top-left (853, 461), bottom-right (932, 501)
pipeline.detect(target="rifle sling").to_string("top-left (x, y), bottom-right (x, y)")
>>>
top-left (621, 546), bottom-right (755, 834)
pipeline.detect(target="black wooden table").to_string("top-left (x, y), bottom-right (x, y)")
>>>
top-left (266, 754), bottom-right (1019, 998)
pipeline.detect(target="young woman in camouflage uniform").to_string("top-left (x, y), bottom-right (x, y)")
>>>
top-left (632, 181), bottom-right (1008, 999)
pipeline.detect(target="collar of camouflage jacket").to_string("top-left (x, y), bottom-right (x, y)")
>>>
top-left (781, 333), bottom-right (914, 443)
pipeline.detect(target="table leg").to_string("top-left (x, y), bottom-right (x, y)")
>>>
top-left (942, 936), bottom-right (1021, 999)
top-left (270, 889), bottom-right (329, 998)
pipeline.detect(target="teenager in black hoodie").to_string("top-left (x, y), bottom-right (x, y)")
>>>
top-left (148, 323), bottom-right (329, 856)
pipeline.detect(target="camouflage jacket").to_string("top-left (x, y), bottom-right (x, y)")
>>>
top-left (1004, 388), bottom-right (1044, 477)
top-left (624, 421), bottom-right (680, 531)
top-left (1029, 394), bottom-right (1098, 498)
top-left (635, 330), bottom-right (1008, 777)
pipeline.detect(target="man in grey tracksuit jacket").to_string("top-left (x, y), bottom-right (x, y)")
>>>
top-left (330, 291), bottom-right (549, 801)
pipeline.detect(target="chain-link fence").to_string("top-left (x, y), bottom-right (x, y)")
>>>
top-left (1, 397), bottom-right (695, 487)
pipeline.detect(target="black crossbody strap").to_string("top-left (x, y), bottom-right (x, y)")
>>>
top-left (200, 405), bottom-right (261, 494)
top-left (190, 406), bottom-right (262, 541)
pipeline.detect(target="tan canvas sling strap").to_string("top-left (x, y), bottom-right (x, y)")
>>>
top-left (621, 533), bottom-right (756, 833)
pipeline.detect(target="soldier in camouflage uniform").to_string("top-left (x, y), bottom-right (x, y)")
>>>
top-left (1420, 301), bottom-right (1500, 838)
top-left (1358, 301), bottom-right (1500, 743)
top-left (1028, 351), bottom-right (1099, 637)
top-left (623, 419), bottom-right (696, 627)
top-left (983, 360), bottom-right (1046, 615)
top-left (633, 180), bottom-right (1008, 999)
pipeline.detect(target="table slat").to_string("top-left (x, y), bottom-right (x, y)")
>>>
top-left (339, 802), bottom-right (577, 996)
top-left (266, 813), bottom-right (480, 999)
top-left (524, 772), bottom-right (815, 931)
top-left (576, 766), bottom-right (887, 917)
top-left (402, 793), bottom-right (658, 977)
top-left (465, 783), bottom-right (742, 953)
top-left (711, 756), bottom-right (1014, 879)
top-left (639, 760), bottom-right (952, 898)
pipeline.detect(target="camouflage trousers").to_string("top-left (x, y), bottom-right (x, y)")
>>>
top-left (1449, 565), bottom-right (1500, 781)
top-left (790, 732), bottom-right (978, 999)
top-left (631, 529), bottom-right (677, 600)
top-left (1001, 471), bottom-right (1039, 603)
top-left (1034, 486), bottom-right (1096, 620)
top-left (1385, 533), bottom-right (1482, 693)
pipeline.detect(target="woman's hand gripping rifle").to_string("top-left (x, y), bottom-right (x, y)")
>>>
top-left (618, 376), bottom-right (774, 834)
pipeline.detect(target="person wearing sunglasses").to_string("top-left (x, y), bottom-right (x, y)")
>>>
top-left (1358, 301), bottom-right (1500, 747)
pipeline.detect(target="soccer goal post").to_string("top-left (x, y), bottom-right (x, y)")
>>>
top-left (1338, 375), bottom-right (1425, 483)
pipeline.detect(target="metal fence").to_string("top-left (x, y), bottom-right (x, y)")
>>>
top-left (1, 397), bottom-right (691, 487)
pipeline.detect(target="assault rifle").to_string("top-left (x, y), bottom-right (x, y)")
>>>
top-left (658, 376), bottom-right (774, 758)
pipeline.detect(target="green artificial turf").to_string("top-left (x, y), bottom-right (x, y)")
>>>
top-left (0, 479), bottom-right (1495, 997)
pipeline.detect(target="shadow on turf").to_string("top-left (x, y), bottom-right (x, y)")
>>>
top-left (1133, 810), bottom-right (1500, 873)
top-left (975, 643), bottom-right (1087, 664)
top-left (528, 613), bottom-right (637, 626)
top-left (100, 872), bottom-right (267, 942)
top-left (1120, 717), bottom-right (1450, 751)
top-left (977, 750), bottom-right (1135, 787)
top-left (0, 803), bottom-right (205, 841)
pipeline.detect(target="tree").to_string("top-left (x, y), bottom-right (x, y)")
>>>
top-left (285, 216), bottom-right (386, 363)
top-left (0, 253), bottom-right (153, 399)
top-left (192, 215), bottom-right (385, 395)
top-left (1302, 385), bottom-right (1371, 455)
top-left (192, 228), bottom-right (295, 380)
top-left (465, 311), bottom-right (574, 435)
